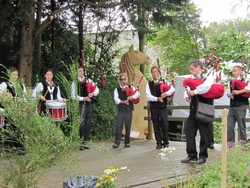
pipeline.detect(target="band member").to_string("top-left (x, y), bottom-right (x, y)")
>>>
top-left (32, 68), bottom-right (67, 115)
top-left (0, 67), bottom-right (27, 151)
top-left (181, 60), bottom-right (214, 164)
top-left (71, 66), bottom-right (99, 150)
top-left (113, 73), bottom-right (140, 148)
top-left (146, 66), bottom-right (175, 149)
top-left (227, 66), bottom-right (248, 143)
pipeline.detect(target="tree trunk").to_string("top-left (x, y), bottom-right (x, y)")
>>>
top-left (137, 4), bottom-right (146, 75)
top-left (34, 0), bottom-right (43, 81)
top-left (138, 31), bottom-right (146, 74)
top-left (51, 0), bottom-right (56, 53)
top-left (78, 5), bottom-right (84, 58)
top-left (18, 6), bottom-right (35, 87)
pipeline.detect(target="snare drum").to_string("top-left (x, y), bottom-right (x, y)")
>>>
top-left (46, 101), bottom-right (67, 121)
top-left (0, 108), bottom-right (5, 128)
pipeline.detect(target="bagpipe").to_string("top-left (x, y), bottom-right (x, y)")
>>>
top-left (231, 78), bottom-right (250, 98)
top-left (183, 69), bottom-right (225, 99)
top-left (86, 80), bottom-right (97, 94)
top-left (81, 51), bottom-right (106, 94)
top-left (157, 59), bottom-right (175, 98)
top-left (125, 74), bottom-right (143, 104)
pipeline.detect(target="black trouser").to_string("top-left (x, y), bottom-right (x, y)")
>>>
top-left (115, 111), bottom-right (132, 145)
top-left (185, 112), bottom-right (210, 159)
top-left (227, 105), bottom-right (247, 142)
top-left (150, 108), bottom-right (169, 146)
top-left (208, 122), bottom-right (214, 145)
top-left (79, 103), bottom-right (93, 142)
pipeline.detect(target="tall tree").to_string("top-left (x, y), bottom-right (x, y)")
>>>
top-left (121, 0), bottom-right (190, 74)
top-left (148, 1), bottom-right (202, 75)
top-left (0, 0), bottom-right (129, 86)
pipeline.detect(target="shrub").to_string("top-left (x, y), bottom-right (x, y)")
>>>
top-left (180, 141), bottom-right (250, 188)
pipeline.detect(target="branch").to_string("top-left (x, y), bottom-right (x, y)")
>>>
top-left (35, 0), bottom-right (130, 37)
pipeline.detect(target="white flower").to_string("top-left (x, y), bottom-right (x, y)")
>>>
top-left (158, 152), bottom-right (166, 157)
top-left (161, 147), bottom-right (170, 152)
top-left (104, 169), bottom-right (112, 175)
top-left (161, 157), bottom-right (169, 162)
top-left (120, 166), bottom-right (127, 170)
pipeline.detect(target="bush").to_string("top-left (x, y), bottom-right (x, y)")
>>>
top-left (0, 62), bottom-right (82, 188)
top-left (180, 141), bottom-right (250, 188)
top-left (91, 88), bottom-right (117, 140)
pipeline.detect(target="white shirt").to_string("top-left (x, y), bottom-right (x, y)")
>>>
top-left (114, 85), bottom-right (140, 105)
top-left (71, 77), bottom-right (99, 101)
top-left (146, 81), bottom-right (175, 102)
top-left (31, 80), bottom-right (63, 101)
top-left (0, 81), bottom-right (27, 96)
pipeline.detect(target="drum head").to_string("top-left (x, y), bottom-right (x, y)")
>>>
top-left (46, 101), bottom-right (66, 108)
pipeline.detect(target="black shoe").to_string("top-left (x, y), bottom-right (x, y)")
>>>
top-left (156, 144), bottom-right (162, 149)
top-left (113, 143), bottom-right (119, 148)
top-left (196, 158), bottom-right (206, 164)
top-left (208, 144), bottom-right (214, 149)
top-left (162, 144), bottom-right (169, 148)
top-left (84, 146), bottom-right (90, 149)
top-left (125, 143), bottom-right (130, 147)
top-left (181, 156), bottom-right (198, 163)
top-left (79, 146), bottom-right (84, 150)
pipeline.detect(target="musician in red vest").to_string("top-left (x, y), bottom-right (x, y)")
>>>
top-left (181, 60), bottom-right (214, 164)
top-left (113, 73), bottom-right (140, 148)
top-left (71, 66), bottom-right (99, 150)
top-left (227, 66), bottom-right (248, 143)
top-left (146, 66), bottom-right (175, 149)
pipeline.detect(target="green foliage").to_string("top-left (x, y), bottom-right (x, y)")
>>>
top-left (150, 24), bottom-right (201, 75)
top-left (90, 71), bottom-right (118, 140)
top-left (213, 121), bottom-right (222, 144)
top-left (0, 63), bottom-right (82, 188)
top-left (180, 142), bottom-right (250, 188)
top-left (91, 88), bottom-right (117, 140)
top-left (147, 1), bottom-right (203, 75)
top-left (203, 17), bottom-right (250, 62)
top-left (217, 28), bottom-right (250, 62)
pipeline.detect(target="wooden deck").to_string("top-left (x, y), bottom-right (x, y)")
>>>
top-left (0, 140), bottom-right (221, 188)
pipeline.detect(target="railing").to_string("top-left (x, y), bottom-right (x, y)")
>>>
top-left (144, 103), bottom-right (250, 139)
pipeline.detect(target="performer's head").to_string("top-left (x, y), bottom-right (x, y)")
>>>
top-left (119, 73), bottom-right (127, 87)
top-left (44, 68), bottom-right (53, 82)
top-left (8, 66), bottom-right (18, 82)
top-left (188, 60), bottom-right (204, 77)
top-left (232, 65), bottom-right (243, 78)
top-left (151, 66), bottom-right (160, 81)
top-left (78, 66), bottom-right (85, 78)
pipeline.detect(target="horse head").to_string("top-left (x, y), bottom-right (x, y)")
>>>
top-left (120, 45), bottom-right (151, 84)
top-left (127, 45), bottom-right (151, 66)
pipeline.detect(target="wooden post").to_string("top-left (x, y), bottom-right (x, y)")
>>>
top-left (221, 108), bottom-right (228, 188)
top-left (147, 101), bottom-right (153, 139)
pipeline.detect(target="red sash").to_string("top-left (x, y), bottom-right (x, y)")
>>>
top-left (183, 77), bottom-right (225, 99)
top-left (125, 87), bottom-right (140, 104)
top-left (183, 77), bottom-right (203, 90)
top-left (202, 84), bottom-right (225, 99)
top-left (160, 83), bottom-right (174, 98)
top-left (231, 79), bottom-right (250, 98)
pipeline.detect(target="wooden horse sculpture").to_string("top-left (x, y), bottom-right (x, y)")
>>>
top-left (119, 45), bottom-right (151, 139)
